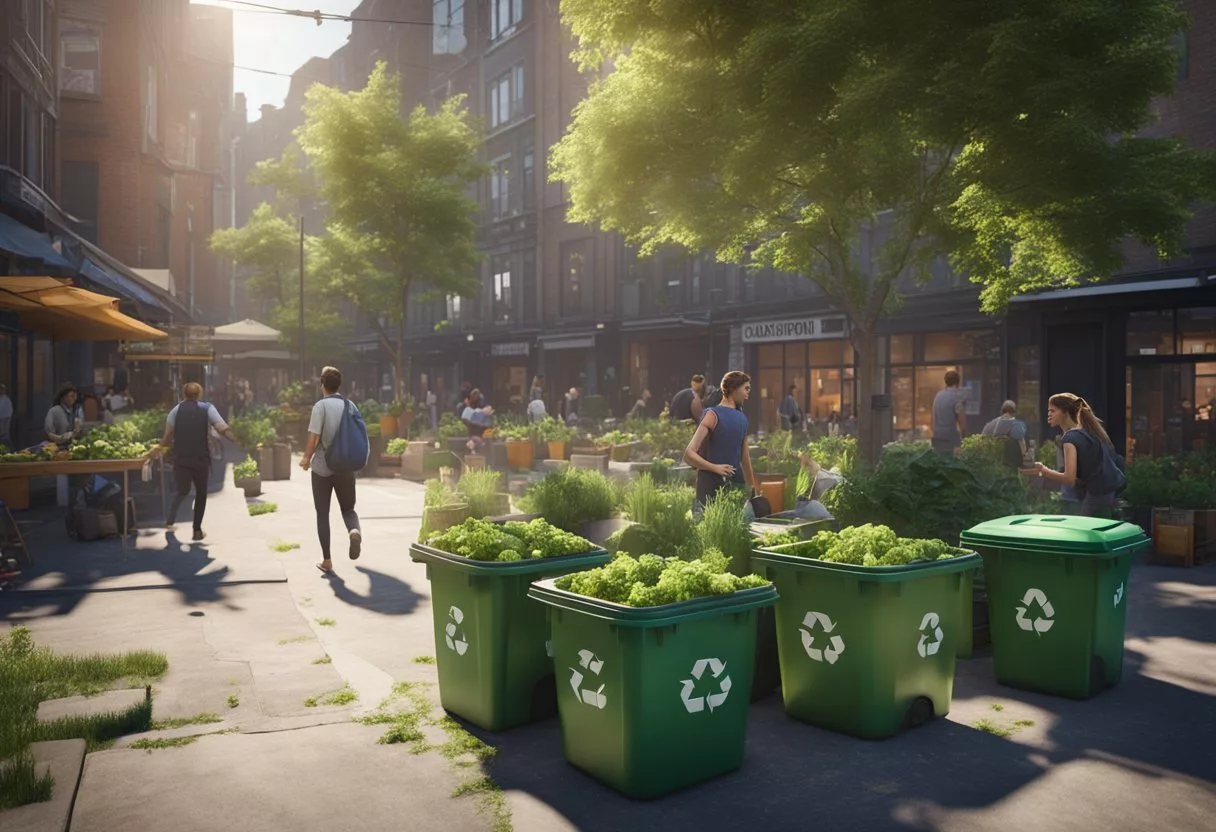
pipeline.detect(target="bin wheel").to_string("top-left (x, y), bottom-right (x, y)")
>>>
top-left (1089, 656), bottom-right (1106, 697)
top-left (902, 696), bottom-right (935, 730)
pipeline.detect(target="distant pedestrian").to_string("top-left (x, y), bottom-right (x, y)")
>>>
top-left (462, 389), bottom-right (494, 451)
top-left (931, 370), bottom-right (965, 454)
top-left (982, 400), bottom-right (1028, 467)
top-left (563, 387), bottom-right (581, 425)
top-left (529, 375), bottom-right (545, 405)
top-left (778, 385), bottom-right (802, 432)
top-left (668, 374), bottom-right (705, 422)
top-left (827, 411), bottom-right (841, 437)
top-left (301, 366), bottom-right (364, 575)
top-left (455, 380), bottom-right (473, 418)
top-left (628, 390), bottom-right (652, 421)
top-left (161, 383), bottom-right (240, 541)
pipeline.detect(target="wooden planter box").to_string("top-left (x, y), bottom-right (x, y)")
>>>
top-left (463, 454), bottom-right (487, 470)
top-left (1152, 508), bottom-right (1216, 567)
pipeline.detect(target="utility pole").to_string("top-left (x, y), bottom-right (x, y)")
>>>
top-left (299, 216), bottom-right (306, 382)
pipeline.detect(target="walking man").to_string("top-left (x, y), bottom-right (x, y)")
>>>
top-left (300, 366), bottom-right (363, 575)
top-left (161, 382), bottom-right (240, 541)
top-left (778, 384), bottom-right (803, 432)
top-left (931, 370), bottom-right (966, 454)
top-left (668, 374), bottom-right (705, 422)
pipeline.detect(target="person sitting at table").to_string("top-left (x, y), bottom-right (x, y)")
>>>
top-left (45, 384), bottom-right (84, 449)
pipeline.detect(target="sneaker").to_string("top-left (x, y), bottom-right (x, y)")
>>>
top-left (349, 529), bottom-right (362, 560)
top-left (192, 528), bottom-right (206, 541)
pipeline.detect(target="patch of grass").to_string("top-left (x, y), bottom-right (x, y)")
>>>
top-left (436, 716), bottom-right (496, 763)
top-left (248, 502), bottom-right (278, 516)
top-left (412, 655), bottom-right (436, 665)
top-left (971, 718), bottom-right (1014, 738)
top-left (270, 541), bottom-right (301, 552)
top-left (312, 655), bottom-right (332, 665)
top-left (151, 712), bottom-right (222, 731)
top-left (452, 775), bottom-right (511, 832)
top-left (304, 684), bottom-right (358, 708)
top-left (129, 735), bottom-right (201, 750)
top-left (1014, 719), bottom-right (1036, 728)
top-left (278, 636), bottom-right (310, 645)
top-left (0, 628), bottom-right (167, 809)
top-left (990, 703), bottom-right (1005, 712)
top-left (226, 695), bottom-right (239, 709)
top-left (315, 617), bottom-right (336, 627)
top-left (356, 682), bottom-right (432, 752)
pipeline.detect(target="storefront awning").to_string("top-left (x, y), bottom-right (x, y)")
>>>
top-left (0, 213), bottom-right (75, 270)
top-left (538, 333), bottom-right (596, 351)
top-left (80, 258), bottom-right (171, 314)
top-left (1012, 276), bottom-right (1201, 302)
top-left (213, 318), bottom-right (281, 342)
top-left (0, 277), bottom-right (167, 340)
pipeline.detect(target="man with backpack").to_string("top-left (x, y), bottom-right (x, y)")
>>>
top-left (301, 366), bottom-right (369, 575)
top-left (161, 382), bottom-right (241, 541)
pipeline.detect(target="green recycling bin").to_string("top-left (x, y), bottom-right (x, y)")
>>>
top-left (753, 543), bottom-right (981, 739)
top-left (960, 515), bottom-right (1148, 699)
top-left (528, 578), bottom-right (778, 799)
top-left (409, 543), bottom-right (610, 731)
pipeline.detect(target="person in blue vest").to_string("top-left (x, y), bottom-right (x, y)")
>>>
top-left (300, 366), bottom-right (363, 575)
top-left (684, 371), bottom-right (757, 520)
top-left (161, 382), bottom-right (240, 541)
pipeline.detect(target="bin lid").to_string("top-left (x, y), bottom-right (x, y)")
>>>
top-left (960, 514), bottom-right (1148, 555)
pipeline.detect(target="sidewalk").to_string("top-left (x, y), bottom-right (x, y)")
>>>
top-left (2, 461), bottom-right (1214, 832)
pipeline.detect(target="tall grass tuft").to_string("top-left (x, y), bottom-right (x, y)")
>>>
top-left (696, 488), bottom-right (754, 576)
top-left (456, 469), bottom-right (506, 519)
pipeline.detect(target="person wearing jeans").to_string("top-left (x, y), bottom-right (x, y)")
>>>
top-left (300, 366), bottom-right (362, 574)
top-left (161, 383), bottom-right (239, 541)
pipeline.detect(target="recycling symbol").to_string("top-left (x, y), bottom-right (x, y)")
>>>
top-left (569, 649), bottom-right (607, 709)
top-left (444, 606), bottom-right (469, 655)
top-left (917, 612), bottom-right (944, 658)
top-left (1113, 582), bottom-right (1124, 607)
top-left (800, 611), bottom-right (845, 664)
top-left (1015, 588), bottom-right (1055, 635)
top-left (678, 658), bottom-right (732, 714)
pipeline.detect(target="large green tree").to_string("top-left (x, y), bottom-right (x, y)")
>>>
top-left (296, 61), bottom-right (484, 396)
top-left (553, 0), bottom-right (1215, 460)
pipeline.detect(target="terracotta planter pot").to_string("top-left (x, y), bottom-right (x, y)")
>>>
top-left (505, 439), bottom-right (535, 471)
top-left (379, 415), bottom-right (398, 438)
top-left (547, 440), bottom-right (568, 461)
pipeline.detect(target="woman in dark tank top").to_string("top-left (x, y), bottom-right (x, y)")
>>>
top-left (684, 371), bottom-right (756, 514)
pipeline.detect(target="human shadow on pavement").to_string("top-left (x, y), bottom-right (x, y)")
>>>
top-left (321, 565), bottom-right (425, 615)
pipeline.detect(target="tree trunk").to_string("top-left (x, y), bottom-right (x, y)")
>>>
top-left (853, 325), bottom-right (881, 467)
top-left (395, 283), bottom-right (408, 400)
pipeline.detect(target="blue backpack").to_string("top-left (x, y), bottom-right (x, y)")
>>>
top-left (323, 396), bottom-right (370, 473)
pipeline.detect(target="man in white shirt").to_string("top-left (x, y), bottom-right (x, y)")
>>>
top-left (300, 366), bottom-right (362, 575)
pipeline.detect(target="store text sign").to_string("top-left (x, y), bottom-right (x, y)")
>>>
top-left (742, 317), bottom-right (847, 344)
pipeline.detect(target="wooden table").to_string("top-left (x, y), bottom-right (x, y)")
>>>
top-left (0, 455), bottom-right (157, 547)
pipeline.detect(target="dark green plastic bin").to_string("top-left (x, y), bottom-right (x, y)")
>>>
top-left (960, 515), bottom-right (1148, 699)
top-left (528, 579), bottom-right (778, 799)
top-left (753, 544), bottom-right (981, 739)
top-left (409, 543), bottom-right (610, 731)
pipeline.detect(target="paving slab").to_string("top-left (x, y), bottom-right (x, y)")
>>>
top-left (37, 689), bottom-right (147, 724)
top-left (0, 740), bottom-right (86, 832)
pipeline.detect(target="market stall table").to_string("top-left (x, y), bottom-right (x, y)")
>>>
top-left (0, 454), bottom-right (158, 548)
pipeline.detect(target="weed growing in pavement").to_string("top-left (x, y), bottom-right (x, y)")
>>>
top-left (129, 735), bottom-right (201, 750)
top-left (990, 703), bottom-right (1004, 712)
top-left (312, 655), bottom-right (332, 665)
top-left (315, 617), bottom-right (336, 627)
top-left (1014, 719), bottom-right (1036, 728)
top-left (412, 655), bottom-right (436, 665)
top-left (0, 627), bottom-right (167, 809)
top-left (270, 541), bottom-right (301, 552)
top-left (278, 636), bottom-right (310, 645)
top-left (304, 684), bottom-right (358, 708)
top-left (151, 713), bottom-right (222, 730)
top-left (226, 695), bottom-right (239, 709)
top-left (248, 502), bottom-right (278, 516)
top-left (971, 719), bottom-right (1013, 738)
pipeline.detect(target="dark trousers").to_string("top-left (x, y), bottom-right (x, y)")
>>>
top-left (312, 471), bottom-right (360, 559)
top-left (168, 460), bottom-right (211, 531)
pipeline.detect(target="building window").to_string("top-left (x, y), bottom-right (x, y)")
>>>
top-left (145, 67), bottom-right (158, 144)
top-left (492, 257), bottom-right (513, 322)
top-left (61, 162), bottom-right (100, 244)
top-left (561, 241), bottom-right (588, 316)
top-left (446, 294), bottom-right (462, 322)
top-left (488, 65), bottom-right (524, 128)
top-left (489, 156), bottom-right (511, 219)
top-left (432, 0), bottom-right (466, 55)
top-left (1178, 307), bottom-right (1216, 355)
top-left (522, 149), bottom-right (534, 210)
top-left (187, 109), bottom-right (200, 169)
top-left (1127, 310), bottom-right (1175, 356)
top-left (491, 0), bottom-right (524, 41)
top-left (61, 23), bottom-right (101, 95)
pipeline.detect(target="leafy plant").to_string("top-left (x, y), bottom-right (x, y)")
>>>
top-left (456, 469), bottom-right (506, 519)
top-left (233, 455), bottom-right (259, 481)
top-left (424, 517), bottom-right (593, 562)
top-left (438, 413), bottom-right (468, 441)
top-left (276, 381), bottom-right (305, 406)
top-left (424, 478), bottom-right (460, 509)
top-left (808, 435), bottom-right (857, 474)
top-left (386, 438), bottom-right (408, 456)
top-left (248, 502), bottom-right (278, 516)
top-left (520, 467), bottom-right (617, 532)
top-left (771, 524), bottom-right (970, 567)
top-left (359, 399), bottom-right (384, 421)
top-left (495, 422), bottom-right (533, 442)
top-left (365, 422), bottom-right (381, 439)
top-left (622, 475), bottom-right (698, 558)
top-left (1037, 439), bottom-right (1059, 468)
top-left (597, 429), bottom-right (637, 447)
top-left (696, 488), bottom-right (755, 576)
top-left (230, 413), bottom-right (279, 448)
top-left (532, 418), bottom-right (576, 442)
top-left (556, 553), bottom-right (768, 607)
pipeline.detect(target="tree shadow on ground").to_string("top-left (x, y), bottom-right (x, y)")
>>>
top-left (320, 565), bottom-right (425, 615)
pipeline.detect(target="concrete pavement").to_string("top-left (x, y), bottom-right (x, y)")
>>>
top-left (1, 458), bottom-right (1214, 831)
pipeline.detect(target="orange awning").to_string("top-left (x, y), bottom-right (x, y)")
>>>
top-left (0, 277), bottom-right (167, 341)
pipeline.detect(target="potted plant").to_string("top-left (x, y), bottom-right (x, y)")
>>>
top-left (534, 418), bottom-right (575, 460)
top-left (456, 468), bottom-right (511, 518)
top-left (382, 437), bottom-right (408, 467)
top-left (499, 423), bottom-right (536, 471)
top-left (393, 396), bottom-right (416, 438)
top-left (597, 429), bottom-right (640, 462)
top-left (420, 479), bottom-right (470, 538)
top-left (233, 455), bottom-right (262, 498)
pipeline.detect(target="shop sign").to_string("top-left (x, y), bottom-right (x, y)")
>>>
top-left (491, 342), bottom-right (530, 358)
top-left (741, 316), bottom-right (847, 344)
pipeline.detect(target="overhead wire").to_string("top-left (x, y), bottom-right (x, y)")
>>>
top-left (214, 0), bottom-right (440, 27)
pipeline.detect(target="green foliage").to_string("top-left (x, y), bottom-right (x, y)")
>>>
top-left (556, 553), bottom-right (769, 607)
top-left (622, 475), bottom-right (698, 559)
top-left (1038, 439), bottom-right (1059, 468)
top-left (597, 429), bottom-right (637, 447)
top-left (532, 418), bottom-right (576, 442)
top-left (494, 423), bottom-right (532, 441)
top-left (424, 478), bottom-right (460, 509)
top-left (775, 525), bottom-right (970, 567)
top-left (695, 488), bottom-right (754, 576)
top-left (68, 435), bottom-right (150, 460)
top-left (248, 502), bottom-right (278, 516)
top-left (758, 529), bottom-right (801, 548)
top-left (520, 467), bottom-right (617, 532)
top-left (304, 683), bottom-right (358, 708)
top-left (625, 418), bottom-right (695, 459)
top-left (233, 455), bottom-right (259, 482)
top-left (424, 517), bottom-right (593, 562)
top-left (648, 456), bottom-right (676, 483)
top-left (230, 412), bottom-right (278, 448)
top-left (961, 435), bottom-right (1010, 468)
top-left (809, 435), bottom-right (858, 474)
top-left (1124, 451), bottom-right (1216, 509)
top-left (386, 438), bottom-right (408, 456)
top-left (359, 399), bottom-right (384, 421)
top-left (826, 447), bottom-right (1029, 544)
top-left (438, 413), bottom-right (468, 441)
top-left (456, 469), bottom-right (506, 519)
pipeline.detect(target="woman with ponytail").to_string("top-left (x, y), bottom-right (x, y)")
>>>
top-left (1021, 393), bottom-right (1124, 517)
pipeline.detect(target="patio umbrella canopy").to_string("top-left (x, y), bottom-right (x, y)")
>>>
top-left (0, 277), bottom-right (167, 340)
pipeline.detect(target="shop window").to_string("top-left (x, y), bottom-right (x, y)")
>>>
top-left (1013, 345), bottom-right (1041, 441)
top-left (758, 344), bottom-right (783, 367)
top-left (890, 333), bottom-right (913, 364)
top-left (923, 330), bottom-right (997, 362)
top-left (891, 367), bottom-right (913, 432)
top-left (809, 339), bottom-right (846, 367)
top-left (784, 343), bottom-right (806, 366)
top-left (809, 368), bottom-right (844, 422)
top-left (1178, 307), bottom-right (1216, 355)
top-left (1127, 310), bottom-right (1175, 356)
top-left (914, 365), bottom-right (960, 437)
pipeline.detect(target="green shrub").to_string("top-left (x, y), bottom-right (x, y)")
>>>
top-left (359, 399), bottom-right (384, 421)
top-left (696, 488), bottom-right (754, 576)
top-left (520, 467), bottom-right (617, 532)
top-left (808, 435), bottom-right (857, 474)
top-left (597, 429), bottom-right (637, 447)
top-left (438, 413), bottom-right (467, 441)
top-left (775, 524), bottom-right (971, 567)
top-left (424, 478), bottom-right (460, 509)
top-left (230, 413), bottom-right (278, 448)
top-left (385, 438), bottom-right (408, 456)
top-left (532, 418), bottom-right (576, 442)
top-left (233, 455), bottom-right (259, 481)
top-left (625, 418), bottom-right (695, 459)
top-left (622, 475), bottom-right (698, 558)
top-left (424, 517), bottom-right (593, 562)
top-left (556, 553), bottom-right (768, 607)
top-left (456, 469), bottom-right (505, 518)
